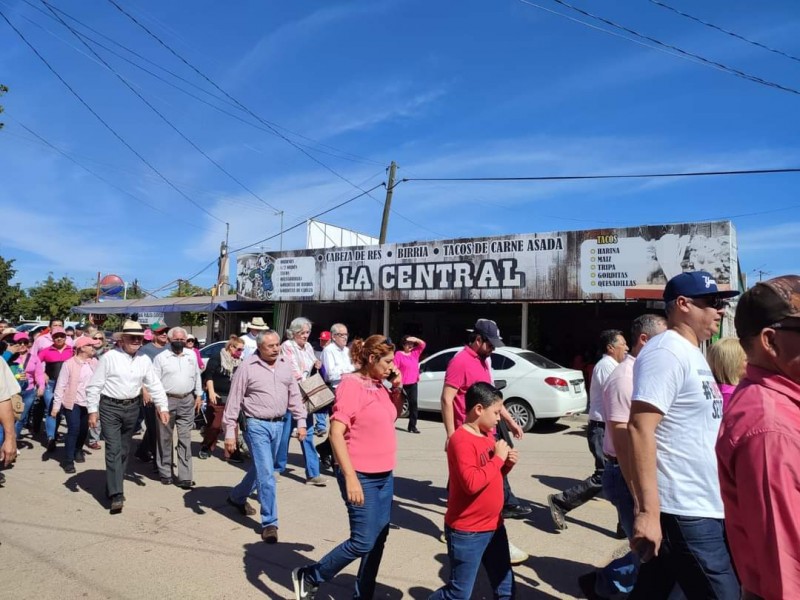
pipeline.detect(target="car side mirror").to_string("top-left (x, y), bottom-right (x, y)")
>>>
top-left (495, 379), bottom-right (507, 391)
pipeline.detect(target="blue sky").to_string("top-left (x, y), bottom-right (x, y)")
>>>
top-left (1, 0), bottom-right (799, 295)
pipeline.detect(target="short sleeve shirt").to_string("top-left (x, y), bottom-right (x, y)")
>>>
top-left (444, 346), bottom-right (493, 429)
top-left (632, 329), bottom-right (724, 518)
top-left (601, 354), bottom-right (636, 457)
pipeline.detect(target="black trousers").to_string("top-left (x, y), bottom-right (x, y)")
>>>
top-left (403, 383), bottom-right (418, 430)
top-left (137, 402), bottom-right (158, 460)
top-left (99, 400), bottom-right (140, 498)
top-left (553, 420), bottom-right (605, 513)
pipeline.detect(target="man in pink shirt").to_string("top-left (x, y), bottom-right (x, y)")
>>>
top-left (717, 275), bottom-right (800, 600)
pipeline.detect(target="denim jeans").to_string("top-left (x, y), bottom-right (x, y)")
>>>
top-left (307, 470), bottom-right (394, 599)
top-left (230, 418), bottom-right (283, 528)
top-left (63, 406), bottom-right (89, 463)
top-left (275, 411), bottom-right (320, 479)
top-left (43, 380), bottom-right (59, 441)
top-left (314, 409), bottom-right (328, 434)
top-left (14, 388), bottom-right (36, 437)
top-left (430, 524), bottom-right (515, 600)
top-left (630, 513), bottom-right (740, 600)
top-left (596, 462), bottom-right (638, 597)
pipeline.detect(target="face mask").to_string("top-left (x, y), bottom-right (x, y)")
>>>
top-left (170, 341), bottom-right (186, 353)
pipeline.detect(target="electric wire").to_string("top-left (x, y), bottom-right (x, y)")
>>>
top-left (519, 0), bottom-right (800, 97)
top-left (41, 0), bottom-right (283, 215)
top-left (648, 0), bottom-right (800, 65)
top-left (0, 7), bottom-right (226, 225)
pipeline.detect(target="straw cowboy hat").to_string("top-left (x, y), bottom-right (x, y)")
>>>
top-left (245, 317), bottom-right (270, 331)
top-left (112, 320), bottom-right (146, 340)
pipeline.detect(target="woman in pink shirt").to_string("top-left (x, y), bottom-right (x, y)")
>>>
top-left (8, 333), bottom-right (45, 442)
top-left (51, 336), bottom-right (100, 474)
top-left (394, 335), bottom-right (426, 434)
top-left (292, 335), bottom-right (404, 600)
top-left (38, 326), bottom-right (74, 452)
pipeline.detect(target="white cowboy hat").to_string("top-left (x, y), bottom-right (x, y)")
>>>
top-left (119, 319), bottom-right (146, 336)
top-left (245, 316), bottom-right (270, 331)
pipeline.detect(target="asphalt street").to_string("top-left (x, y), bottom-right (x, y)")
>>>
top-left (0, 413), bottom-right (626, 599)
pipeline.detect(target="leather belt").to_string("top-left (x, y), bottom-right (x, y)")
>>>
top-left (101, 394), bottom-right (141, 407)
top-left (246, 415), bottom-right (285, 423)
top-left (604, 454), bottom-right (619, 465)
top-left (167, 392), bottom-right (193, 399)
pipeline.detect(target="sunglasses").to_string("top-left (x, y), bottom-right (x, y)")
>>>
top-left (688, 296), bottom-right (729, 311)
top-left (770, 322), bottom-right (800, 333)
top-left (93, 336), bottom-right (104, 341)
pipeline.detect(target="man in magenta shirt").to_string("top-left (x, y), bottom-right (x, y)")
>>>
top-left (717, 275), bottom-right (800, 600)
top-left (440, 318), bottom-right (529, 564)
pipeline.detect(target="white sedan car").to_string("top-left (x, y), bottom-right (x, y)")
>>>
top-left (414, 346), bottom-right (587, 432)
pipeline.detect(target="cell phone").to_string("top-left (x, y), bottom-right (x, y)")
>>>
top-left (387, 370), bottom-right (400, 381)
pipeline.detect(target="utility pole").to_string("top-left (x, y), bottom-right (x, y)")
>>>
top-left (216, 240), bottom-right (229, 296)
top-left (379, 161), bottom-right (397, 244)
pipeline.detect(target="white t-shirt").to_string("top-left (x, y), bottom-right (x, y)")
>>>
top-left (589, 354), bottom-right (619, 422)
top-left (632, 329), bottom-right (724, 518)
top-left (241, 333), bottom-right (259, 358)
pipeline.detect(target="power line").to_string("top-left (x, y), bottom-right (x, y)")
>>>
top-left (105, 0), bottom-right (431, 236)
top-left (20, 0), bottom-right (381, 166)
top-left (230, 183), bottom-right (385, 254)
top-left (12, 121), bottom-right (220, 234)
top-left (41, 0), bottom-right (283, 215)
top-left (519, 0), bottom-right (800, 97)
top-left (0, 7), bottom-right (226, 225)
top-left (402, 166), bottom-right (800, 183)
top-left (648, 0), bottom-right (800, 65)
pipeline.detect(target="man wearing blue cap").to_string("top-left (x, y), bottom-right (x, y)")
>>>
top-left (627, 271), bottom-right (740, 599)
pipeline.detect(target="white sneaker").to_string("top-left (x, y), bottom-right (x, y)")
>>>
top-left (508, 541), bottom-right (529, 565)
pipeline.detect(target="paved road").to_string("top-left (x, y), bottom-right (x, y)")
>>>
top-left (0, 414), bottom-right (625, 599)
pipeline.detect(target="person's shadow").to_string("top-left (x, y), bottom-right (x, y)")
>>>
top-left (63, 469), bottom-right (109, 508)
top-left (242, 541), bottom-right (315, 599)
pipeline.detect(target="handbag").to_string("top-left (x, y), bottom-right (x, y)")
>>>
top-left (299, 373), bottom-right (335, 414)
top-left (10, 394), bottom-right (25, 422)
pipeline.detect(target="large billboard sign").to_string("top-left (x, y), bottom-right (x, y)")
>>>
top-left (236, 221), bottom-right (737, 302)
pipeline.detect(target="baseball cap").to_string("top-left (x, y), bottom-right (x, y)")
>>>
top-left (75, 336), bottom-right (102, 349)
top-left (319, 331), bottom-right (331, 341)
top-left (468, 318), bottom-right (505, 347)
top-left (13, 332), bottom-right (30, 342)
top-left (150, 322), bottom-right (169, 333)
top-left (51, 326), bottom-right (67, 337)
top-left (663, 271), bottom-right (740, 303)
top-left (735, 275), bottom-right (800, 338)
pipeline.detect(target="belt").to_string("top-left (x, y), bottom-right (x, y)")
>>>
top-left (246, 415), bottom-right (285, 423)
top-left (167, 392), bottom-right (194, 399)
top-left (604, 454), bottom-right (618, 464)
top-left (101, 394), bottom-right (141, 407)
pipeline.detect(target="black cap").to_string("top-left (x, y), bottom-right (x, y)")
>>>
top-left (468, 319), bottom-right (504, 347)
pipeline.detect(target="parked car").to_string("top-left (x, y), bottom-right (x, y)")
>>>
top-left (199, 341), bottom-right (225, 368)
top-left (412, 346), bottom-right (587, 432)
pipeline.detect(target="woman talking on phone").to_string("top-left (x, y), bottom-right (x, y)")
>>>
top-left (292, 335), bottom-right (404, 600)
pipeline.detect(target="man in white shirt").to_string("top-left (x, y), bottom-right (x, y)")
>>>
top-left (0, 359), bottom-right (20, 485)
top-left (242, 317), bottom-right (269, 359)
top-left (86, 320), bottom-right (169, 514)
top-left (628, 271), bottom-right (740, 599)
top-left (320, 323), bottom-right (354, 388)
top-left (152, 327), bottom-right (202, 489)
top-left (548, 329), bottom-right (628, 530)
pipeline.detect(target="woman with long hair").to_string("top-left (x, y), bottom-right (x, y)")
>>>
top-left (278, 317), bottom-right (325, 485)
top-left (9, 333), bottom-right (45, 445)
top-left (292, 335), bottom-right (404, 600)
top-left (708, 337), bottom-right (746, 411)
top-left (51, 336), bottom-right (101, 473)
top-left (199, 335), bottom-right (245, 461)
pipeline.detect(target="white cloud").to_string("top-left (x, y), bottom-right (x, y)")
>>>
top-left (738, 222), bottom-right (800, 251)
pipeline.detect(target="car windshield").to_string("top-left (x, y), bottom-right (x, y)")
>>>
top-left (517, 351), bottom-right (562, 369)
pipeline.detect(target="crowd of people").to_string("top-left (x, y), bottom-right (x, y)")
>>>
top-left (1, 270), bottom-right (798, 599)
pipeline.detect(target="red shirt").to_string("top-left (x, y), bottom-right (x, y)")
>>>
top-left (716, 365), bottom-right (800, 600)
top-left (445, 427), bottom-right (511, 532)
top-left (444, 346), bottom-right (492, 429)
top-left (331, 373), bottom-right (398, 473)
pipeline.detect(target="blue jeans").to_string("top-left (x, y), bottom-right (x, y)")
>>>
top-left (63, 406), bottom-right (89, 463)
top-left (596, 462), bottom-right (638, 597)
top-left (314, 410), bottom-right (328, 434)
top-left (307, 470), bottom-right (393, 599)
top-left (430, 525), bottom-right (515, 600)
top-left (630, 513), bottom-right (740, 600)
top-left (43, 380), bottom-right (59, 441)
top-left (275, 411), bottom-right (320, 479)
top-left (230, 418), bottom-right (283, 528)
top-left (14, 388), bottom-right (36, 437)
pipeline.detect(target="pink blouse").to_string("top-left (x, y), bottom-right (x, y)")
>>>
top-left (394, 341), bottom-right (426, 385)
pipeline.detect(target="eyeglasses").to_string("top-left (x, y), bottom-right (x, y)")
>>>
top-left (122, 336), bottom-right (143, 344)
top-left (688, 297), bottom-right (729, 311)
top-left (334, 333), bottom-right (348, 338)
top-left (93, 336), bottom-right (104, 341)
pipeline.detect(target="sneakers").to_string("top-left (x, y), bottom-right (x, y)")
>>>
top-left (508, 541), bottom-right (529, 565)
top-left (198, 447), bottom-right (211, 459)
top-left (261, 525), bottom-right (278, 544)
top-left (62, 462), bottom-right (76, 474)
top-left (501, 504), bottom-right (532, 519)
top-left (74, 451), bottom-right (86, 463)
top-left (291, 566), bottom-right (319, 599)
top-left (177, 480), bottom-right (195, 490)
top-left (547, 494), bottom-right (568, 531)
top-left (306, 476), bottom-right (327, 487)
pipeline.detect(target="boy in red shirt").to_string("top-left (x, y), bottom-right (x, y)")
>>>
top-left (431, 382), bottom-right (517, 599)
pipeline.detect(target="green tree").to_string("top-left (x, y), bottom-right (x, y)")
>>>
top-left (24, 274), bottom-right (81, 320)
top-left (0, 255), bottom-right (25, 320)
top-left (170, 280), bottom-right (210, 327)
top-left (0, 84), bottom-right (7, 130)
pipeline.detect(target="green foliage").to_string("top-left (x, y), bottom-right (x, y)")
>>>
top-left (21, 274), bottom-right (81, 321)
top-left (0, 256), bottom-right (24, 320)
top-left (169, 280), bottom-right (210, 327)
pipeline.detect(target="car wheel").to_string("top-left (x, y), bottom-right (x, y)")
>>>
top-left (400, 398), bottom-right (409, 419)
top-left (504, 398), bottom-right (535, 433)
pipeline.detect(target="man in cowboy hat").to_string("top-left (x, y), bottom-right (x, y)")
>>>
top-left (242, 317), bottom-right (269, 359)
top-left (86, 320), bottom-right (169, 514)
